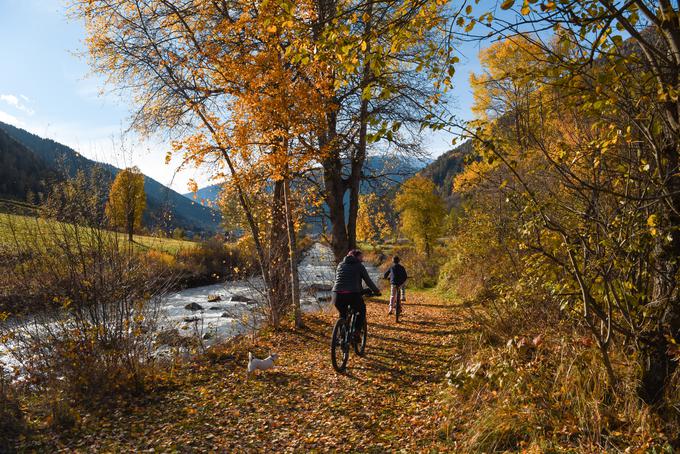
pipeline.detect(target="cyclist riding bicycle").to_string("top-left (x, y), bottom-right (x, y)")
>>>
top-left (331, 249), bottom-right (381, 337)
top-left (383, 255), bottom-right (408, 315)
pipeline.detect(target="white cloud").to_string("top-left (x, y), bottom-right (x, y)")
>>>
top-left (0, 110), bottom-right (26, 127)
top-left (0, 94), bottom-right (19, 107)
top-left (0, 94), bottom-right (35, 115)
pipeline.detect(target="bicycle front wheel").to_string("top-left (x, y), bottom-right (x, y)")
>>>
top-left (331, 319), bottom-right (349, 372)
top-left (354, 318), bottom-right (367, 356)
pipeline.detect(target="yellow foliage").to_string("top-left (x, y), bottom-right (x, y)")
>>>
top-left (470, 38), bottom-right (546, 120)
top-left (105, 167), bottom-right (146, 238)
top-left (394, 176), bottom-right (445, 255)
top-left (145, 249), bottom-right (176, 267)
top-left (357, 193), bottom-right (392, 245)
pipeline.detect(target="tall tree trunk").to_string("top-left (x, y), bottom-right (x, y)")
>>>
top-left (127, 208), bottom-right (134, 242)
top-left (269, 181), bottom-right (292, 328)
top-left (314, 0), bottom-right (351, 264)
top-left (349, 0), bottom-right (373, 251)
top-left (319, 0), bottom-right (374, 262)
top-left (321, 126), bottom-right (350, 262)
top-left (324, 171), bottom-right (349, 262)
top-left (283, 177), bottom-right (302, 328)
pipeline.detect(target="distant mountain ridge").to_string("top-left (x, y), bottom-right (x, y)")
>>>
top-left (0, 121), bottom-right (221, 234)
top-left (0, 128), bottom-right (57, 202)
top-left (185, 154), bottom-right (431, 207)
top-left (419, 139), bottom-right (473, 205)
top-left (184, 184), bottom-right (223, 207)
top-left (184, 146), bottom-right (466, 214)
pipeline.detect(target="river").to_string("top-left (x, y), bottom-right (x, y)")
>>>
top-left (161, 243), bottom-right (381, 344)
top-left (1, 244), bottom-right (381, 376)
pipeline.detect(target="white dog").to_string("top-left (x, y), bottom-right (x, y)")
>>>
top-left (247, 352), bottom-right (278, 375)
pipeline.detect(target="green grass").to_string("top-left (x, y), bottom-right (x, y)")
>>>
top-left (132, 235), bottom-right (197, 254)
top-left (417, 285), bottom-right (460, 302)
top-left (0, 213), bottom-right (197, 255)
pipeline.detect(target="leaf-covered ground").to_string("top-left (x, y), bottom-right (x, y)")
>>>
top-left (20, 291), bottom-right (463, 452)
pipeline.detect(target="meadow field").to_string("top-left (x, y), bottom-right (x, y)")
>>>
top-left (0, 213), bottom-right (197, 255)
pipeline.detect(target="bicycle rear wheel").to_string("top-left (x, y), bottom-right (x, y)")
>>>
top-left (331, 318), bottom-right (349, 372)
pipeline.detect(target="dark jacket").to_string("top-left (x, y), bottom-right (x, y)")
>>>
top-left (332, 255), bottom-right (380, 294)
top-left (383, 263), bottom-right (407, 286)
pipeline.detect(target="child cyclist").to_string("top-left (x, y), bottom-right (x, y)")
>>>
top-left (383, 256), bottom-right (407, 315)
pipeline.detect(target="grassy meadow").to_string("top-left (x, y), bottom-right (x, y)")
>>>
top-left (0, 213), bottom-right (197, 255)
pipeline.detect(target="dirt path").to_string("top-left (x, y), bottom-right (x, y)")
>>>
top-left (26, 291), bottom-right (463, 452)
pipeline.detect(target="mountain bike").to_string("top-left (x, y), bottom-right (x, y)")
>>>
top-left (330, 289), bottom-right (374, 373)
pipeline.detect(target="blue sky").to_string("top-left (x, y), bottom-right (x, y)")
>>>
top-left (0, 0), bottom-right (482, 191)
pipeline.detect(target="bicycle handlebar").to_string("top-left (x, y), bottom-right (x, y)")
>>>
top-left (361, 288), bottom-right (379, 297)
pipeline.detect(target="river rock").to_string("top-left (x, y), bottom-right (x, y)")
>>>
top-left (185, 302), bottom-right (204, 311)
top-left (230, 294), bottom-right (255, 303)
top-left (207, 294), bottom-right (221, 302)
top-left (307, 283), bottom-right (332, 292)
top-left (209, 306), bottom-right (222, 311)
top-left (317, 295), bottom-right (332, 303)
top-left (183, 317), bottom-right (200, 323)
top-left (156, 328), bottom-right (182, 346)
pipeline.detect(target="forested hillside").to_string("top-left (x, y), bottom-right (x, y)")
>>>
top-left (0, 128), bottom-right (56, 202)
top-left (419, 140), bottom-right (472, 205)
top-left (0, 122), bottom-right (221, 233)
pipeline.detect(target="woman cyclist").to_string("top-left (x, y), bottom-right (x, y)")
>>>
top-left (331, 249), bottom-right (381, 335)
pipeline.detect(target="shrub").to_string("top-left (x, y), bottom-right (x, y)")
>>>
top-left (145, 249), bottom-right (176, 267)
top-left (3, 221), bottom-right (168, 403)
top-left (175, 237), bottom-right (256, 286)
top-left (446, 326), bottom-right (676, 451)
top-left (0, 369), bottom-right (24, 451)
top-left (438, 208), bottom-right (680, 450)
top-left (1, 173), bottom-right (171, 407)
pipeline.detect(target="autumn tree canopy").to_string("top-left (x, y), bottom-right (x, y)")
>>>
top-left (71, 0), bottom-right (455, 327)
top-left (356, 193), bottom-right (392, 247)
top-left (395, 176), bottom-right (445, 256)
top-left (446, 0), bottom-right (680, 410)
top-left (106, 167), bottom-right (146, 242)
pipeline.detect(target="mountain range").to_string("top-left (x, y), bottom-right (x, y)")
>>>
top-left (0, 121), bottom-right (221, 234)
top-left (1, 118), bottom-right (470, 235)
top-left (183, 154), bottom-right (436, 207)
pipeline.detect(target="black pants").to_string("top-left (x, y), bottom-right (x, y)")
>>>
top-left (332, 292), bottom-right (366, 330)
